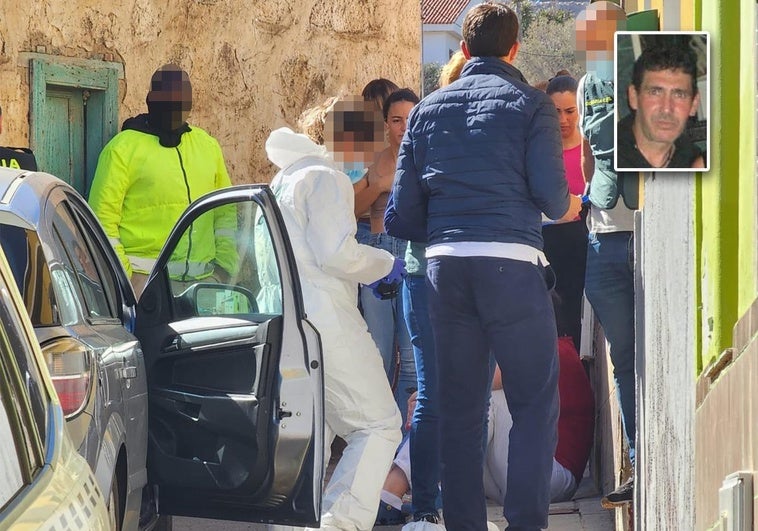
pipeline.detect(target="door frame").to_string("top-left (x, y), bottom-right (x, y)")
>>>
top-left (29, 56), bottom-right (121, 196)
top-left (138, 185), bottom-right (323, 525)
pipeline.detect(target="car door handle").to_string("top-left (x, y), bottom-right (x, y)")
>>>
top-left (120, 367), bottom-right (137, 379)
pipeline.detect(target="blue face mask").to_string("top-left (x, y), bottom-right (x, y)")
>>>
top-left (343, 165), bottom-right (368, 184)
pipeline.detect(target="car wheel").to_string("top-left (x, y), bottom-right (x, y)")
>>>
top-left (107, 476), bottom-right (122, 530)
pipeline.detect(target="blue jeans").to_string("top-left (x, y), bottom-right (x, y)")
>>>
top-left (357, 223), bottom-right (417, 428)
top-left (403, 275), bottom-right (440, 516)
top-left (584, 231), bottom-right (636, 466)
top-left (427, 256), bottom-right (559, 531)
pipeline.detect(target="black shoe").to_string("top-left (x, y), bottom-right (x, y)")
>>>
top-left (601, 477), bottom-right (634, 508)
top-left (414, 511), bottom-right (440, 523)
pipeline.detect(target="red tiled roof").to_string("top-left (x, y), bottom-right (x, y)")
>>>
top-left (423, 0), bottom-right (472, 25)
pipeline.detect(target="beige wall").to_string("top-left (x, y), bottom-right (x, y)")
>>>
top-left (0, 1), bottom-right (421, 183)
top-left (695, 298), bottom-right (758, 530)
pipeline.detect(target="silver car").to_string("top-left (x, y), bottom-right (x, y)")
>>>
top-left (0, 168), bottom-right (324, 529)
top-left (0, 243), bottom-right (110, 530)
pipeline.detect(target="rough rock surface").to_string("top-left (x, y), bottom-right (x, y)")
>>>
top-left (0, 0), bottom-right (420, 183)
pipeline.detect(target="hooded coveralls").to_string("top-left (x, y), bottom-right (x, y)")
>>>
top-left (265, 127), bottom-right (402, 531)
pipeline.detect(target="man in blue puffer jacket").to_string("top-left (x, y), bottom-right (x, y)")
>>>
top-left (385, 3), bottom-right (582, 530)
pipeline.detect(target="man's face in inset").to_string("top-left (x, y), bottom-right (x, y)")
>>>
top-left (324, 97), bottom-right (384, 167)
top-left (147, 65), bottom-right (192, 131)
top-left (629, 68), bottom-right (699, 147)
top-left (575, 2), bottom-right (626, 64)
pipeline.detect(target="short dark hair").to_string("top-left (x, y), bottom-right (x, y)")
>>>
top-left (546, 75), bottom-right (578, 95)
top-left (361, 78), bottom-right (400, 112)
top-left (632, 45), bottom-right (698, 95)
top-left (382, 88), bottom-right (420, 121)
top-left (462, 2), bottom-right (519, 58)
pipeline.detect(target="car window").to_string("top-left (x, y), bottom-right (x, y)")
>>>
top-left (0, 283), bottom-right (50, 510)
top-left (0, 385), bottom-right (24, 510)
top-left (52, 203), bottom-right (114, 320)
top-left (0, 225), bottom-right (60, 326)
top-left (67, 202), bottom-right (121, 319)
top-left (166, 201), bottom-right (282, 317)
top-left (0, 281), bottom-right (48, 452)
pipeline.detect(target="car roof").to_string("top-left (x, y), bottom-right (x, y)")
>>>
top-left (0, 168), bottom-right (71, 230)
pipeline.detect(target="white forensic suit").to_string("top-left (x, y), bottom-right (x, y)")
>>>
top-left (265, 127), bottom-right (402, 530)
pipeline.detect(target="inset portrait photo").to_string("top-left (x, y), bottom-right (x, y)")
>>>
top-left (614, 31), bottom-right (709, 172)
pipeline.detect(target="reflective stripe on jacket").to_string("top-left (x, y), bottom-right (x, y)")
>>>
top-left (89, 126), bottom-right (234, 277)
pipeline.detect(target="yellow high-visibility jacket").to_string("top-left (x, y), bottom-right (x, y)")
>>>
top-left (89, 124), bottom-right (236, 279)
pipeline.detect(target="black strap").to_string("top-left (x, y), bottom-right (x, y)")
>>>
top-left (0, 146), bottom-right (38, 171)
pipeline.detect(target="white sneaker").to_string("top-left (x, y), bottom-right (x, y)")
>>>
top-left (486, 522), bottom-right (501, 531)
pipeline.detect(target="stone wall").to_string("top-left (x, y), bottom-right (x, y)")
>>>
top-left (0, 0), bottom-right (421, 183)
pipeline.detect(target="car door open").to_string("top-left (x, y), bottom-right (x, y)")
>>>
top-left (135, 185), bottom-right (323, 526)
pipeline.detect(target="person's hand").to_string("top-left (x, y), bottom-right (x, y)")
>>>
top-left (385, 258), bottom-right (407, 284)
top-left (366, 259), bottom-right (407, 300)
top-left (558, 194), bottom-right (583, 222)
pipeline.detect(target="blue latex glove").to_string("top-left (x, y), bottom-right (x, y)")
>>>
top-left (385, 258), bottom-right (407, 284)
top-left (367, 259), bottom-right (407, 300)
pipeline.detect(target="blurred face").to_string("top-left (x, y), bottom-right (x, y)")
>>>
top-left (325, 98), bottom-right (384, 167)
top-left (147, 67), bottom-right (193, 131)
top-left (629, 68), bottom-right (699, 146)
top-left (575, 2), bottom-right (626, 65)
top-left (550, 91), bottom-right (579, 140)
top-left (385, 100), bottom-right (415, 149)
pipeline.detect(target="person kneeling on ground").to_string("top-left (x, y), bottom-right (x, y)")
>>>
top-left (484, 334), bottom-right (595, 505)
top-left (375, 331), bottom-right (594, 526)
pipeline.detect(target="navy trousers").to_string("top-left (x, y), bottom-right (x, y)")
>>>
top-left (426, 256), bottom-right (559, 531)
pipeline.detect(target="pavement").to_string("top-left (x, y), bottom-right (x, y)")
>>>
top-left (174, 436), bottom-right (616, 531)
top-left (374, 476), bottom-right (614, 531)
top-left (172, 476), bottom-right (615, 530)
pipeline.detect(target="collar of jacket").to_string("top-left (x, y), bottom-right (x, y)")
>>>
top-left (121, 113), bottom-right (192, 148)
top-left (460, 56), bottom-right (529, 85)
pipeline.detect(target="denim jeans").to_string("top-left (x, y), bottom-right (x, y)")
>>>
top-left (403, 274), bottom-right (440, 516)
top-left (427, 256), bottom-right (559, 531)
top-left (584, 231), bottom-right (636, 466)
top-left (356, 222), bottom-right (417, 428)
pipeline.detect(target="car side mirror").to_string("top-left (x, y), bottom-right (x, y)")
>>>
top-left (174, 283), bottom-right (258, 317)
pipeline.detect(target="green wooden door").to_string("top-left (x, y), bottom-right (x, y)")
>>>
top-left (44, 88), bottom-right (86, 192)
top-left (30, 58), bottom-right (120, 198)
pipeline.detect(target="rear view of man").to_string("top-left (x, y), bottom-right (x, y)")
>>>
top-left (385, 3), bottom-right (581, 529)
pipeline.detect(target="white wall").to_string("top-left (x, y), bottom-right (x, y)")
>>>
top-left (636, 173), bottom-right (696, 530)
top-left (422, 29), bottom-right (461, 65)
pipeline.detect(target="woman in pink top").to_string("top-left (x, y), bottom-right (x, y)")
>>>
top-left (542, 74), bottom-right (588, 350)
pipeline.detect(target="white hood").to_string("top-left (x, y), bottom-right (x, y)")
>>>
top-left (266, 127), bottom-right (330, 169)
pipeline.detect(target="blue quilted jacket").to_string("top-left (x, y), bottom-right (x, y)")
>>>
top-left (385, 57), bottom-right (569, 249)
